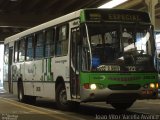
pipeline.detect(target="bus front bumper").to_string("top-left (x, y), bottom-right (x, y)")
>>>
top-left (80, 87), bottom-right (158, 103)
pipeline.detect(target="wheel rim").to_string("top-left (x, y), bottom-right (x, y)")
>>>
top-left (59, 89), bottom-right (67, 105)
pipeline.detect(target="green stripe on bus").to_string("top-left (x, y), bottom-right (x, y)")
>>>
top-left (47, 74), bottom-right (53, 81)
top-left (48, 58), bottom-right (51, 72)
top-left (80, 10), bottom-right (85, 23)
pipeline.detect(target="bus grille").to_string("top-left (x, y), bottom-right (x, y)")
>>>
top-left (108, 84), bottom-right (141, 90)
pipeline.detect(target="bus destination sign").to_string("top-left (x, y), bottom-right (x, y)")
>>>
top-left (84, 9), bottom-right (151, 23)
top-left (108, 14), bottom-right (141, 22)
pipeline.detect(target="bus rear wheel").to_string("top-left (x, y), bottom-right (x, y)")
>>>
top-left (110, 102), bottom-right (134, 110)
top-left (18, 82), bottom-right (36, 104)
top-left (18, 82), bottom-right (26, 102)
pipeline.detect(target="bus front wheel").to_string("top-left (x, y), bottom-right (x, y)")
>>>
top-left (110, 102), bottom-right (134, 110)
top-left (56, 84), bottom-right (69, 110)
top-left (56, 84), bottom-right (80, 111)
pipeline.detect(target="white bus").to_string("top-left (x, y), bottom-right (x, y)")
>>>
top-left (4, 9), bottom-right (158, 110)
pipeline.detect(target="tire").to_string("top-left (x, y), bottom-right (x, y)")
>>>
top-left (18, 82), bottom-right (26, 102)
top-left (110, 102), bottom-right (134, 110)
top-left (56, 84), bottom-right (69, 110)
top-left (18, 82), bottom-right (36, 104)
top-left (56, 84), bottom-right (80, 111)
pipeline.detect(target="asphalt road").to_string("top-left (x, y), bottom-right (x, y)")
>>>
top-left (0, 88), bottom-right (160, 120)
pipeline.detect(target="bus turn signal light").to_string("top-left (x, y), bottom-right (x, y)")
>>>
top-left (83, 83), bottom-right (90, 89)
top-left (156, 83), bottom-right (159, 89)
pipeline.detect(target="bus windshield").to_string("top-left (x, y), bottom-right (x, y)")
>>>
top-left (81, 23), bottom-right (156, 72)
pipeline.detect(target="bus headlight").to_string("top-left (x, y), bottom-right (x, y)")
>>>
top-left (90, 84), bottom-right (97, 90)
top-left (149, 83), bottom-right (155, 88)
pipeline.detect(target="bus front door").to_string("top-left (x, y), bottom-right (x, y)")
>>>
top-left (70, 27), bottom-right (80, 99)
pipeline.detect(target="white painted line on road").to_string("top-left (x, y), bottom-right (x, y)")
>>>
top-left (0, 97), bottom-right (87, 120)
top-left (0, 97), bottom-right (71, 120)
top-left (0, 97), bottom-right (63, 114)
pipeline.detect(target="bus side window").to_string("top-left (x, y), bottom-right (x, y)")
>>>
top-left (55, 24), bottom-right (69, 56)
top-left (14, 41), bottom-right (19, 62)
top-left (35, 32), bottom-right (44, 59)
top-left (26, 36), bottom-right (34, 61)
top-left (18, 39), bottom-right (25, 62)
top-left (44, 28), bottom-right (55, 57)
top-left (4, 44), bottom-right (9, 64)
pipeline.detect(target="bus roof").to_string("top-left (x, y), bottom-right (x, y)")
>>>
top-left (4, 9), bottom-right (82, 44)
